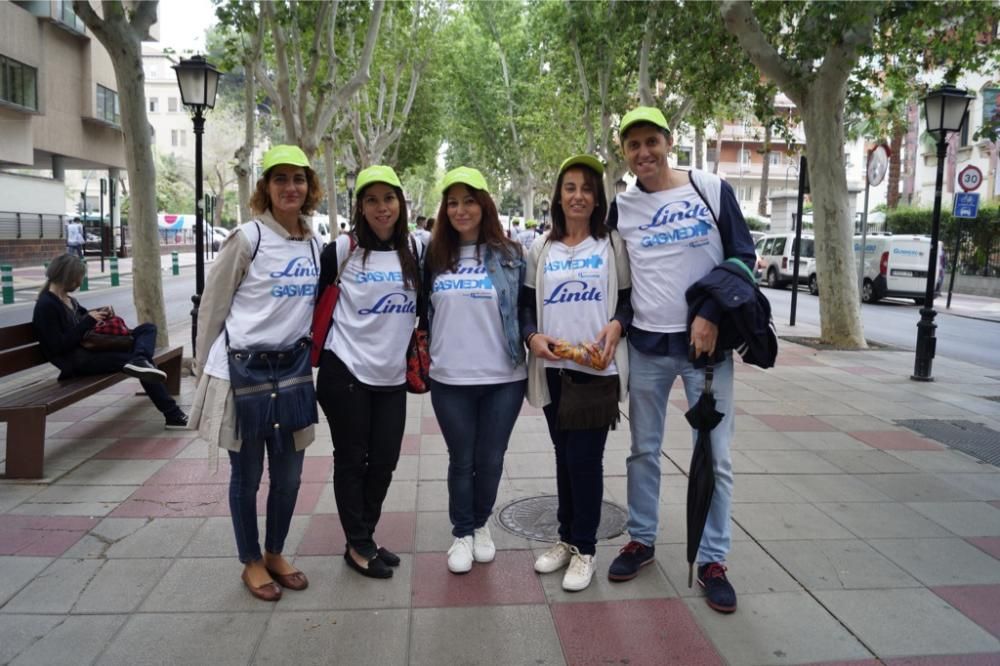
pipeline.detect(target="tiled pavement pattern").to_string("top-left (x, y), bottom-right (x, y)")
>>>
top-left (1, 332), bottom-right (1000, 665)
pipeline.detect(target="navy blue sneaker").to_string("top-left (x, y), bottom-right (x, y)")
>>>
top-left (697, 562), bottom-right (737, 613)
top-left (607, 541), bottom-right (655, 581)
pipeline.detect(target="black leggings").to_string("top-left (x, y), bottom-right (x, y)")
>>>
top-left (316, 351), bottom-right (406, 559)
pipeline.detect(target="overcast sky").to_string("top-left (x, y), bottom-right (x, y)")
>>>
top-left (155, 0), bottom-right (218, 54)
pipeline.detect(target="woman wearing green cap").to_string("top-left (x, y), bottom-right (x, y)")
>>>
top-left (423, 167), bottom-right (526, 574)
top-left (315, 164), bottom-right (422, 579)
top-left (191, 144), bottom-right (323, 601)
top-left (521, 155), bottom-right (631, 591)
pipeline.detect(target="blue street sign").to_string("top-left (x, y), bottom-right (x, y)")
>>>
top-left (953, 192), bottom-right (980, 219)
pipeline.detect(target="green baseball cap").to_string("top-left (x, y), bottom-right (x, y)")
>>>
top-left (440, 166), bottom-right (489, 194)
top-left (558, 154), bottom-right (605, 177)
top-left (619, 106), bottom-right (670, 139)
top-left (355, 165), bottom-right (402, 194)
top-left (261, 144), bottom-right (310, 173)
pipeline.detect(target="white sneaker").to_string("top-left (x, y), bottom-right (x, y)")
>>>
top-left (562, 549), bottom-right (596, 592)
top-left (447, 536), bottom-right (474, 574)
top-left (534, 541), bottom-right (573, 573)
top-left (472, 525), bottom-right (496, 563)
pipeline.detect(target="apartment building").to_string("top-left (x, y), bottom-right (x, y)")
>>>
top-left (0, 0), bottom-right (157, 266)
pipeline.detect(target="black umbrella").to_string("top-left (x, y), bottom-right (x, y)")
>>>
top-left (684, 363), bottom-right (724, 587)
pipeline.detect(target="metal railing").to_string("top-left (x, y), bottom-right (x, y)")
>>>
top-left (0, 212), bottom-right (67, 240)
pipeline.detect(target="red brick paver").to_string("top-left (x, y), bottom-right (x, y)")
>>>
top-left (95, 437), bottom-right (193, 459)
top-left (849, 431), bottom-right (943, 451)
top-left (757, 415), bottom-right (838, 432)
top-left (551, 598), bottom-right (724, 666)
top-left (411, 550), bottom-right (545, 607)
top-left (297, 511), bottom-right (415, 557)
top-left (0, 515), bottom-right (99, 556)
top-left (931, 585), bottom-right (1000, 638)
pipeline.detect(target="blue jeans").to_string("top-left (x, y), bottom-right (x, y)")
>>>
top-left (542, 369), bottom-right (609, 556)
top-left (430, 379), bottom-right (526, 537)
top-left (626, 345), bottom-right (734, 564)
top-left (228, 436), bottom-right (305, 563)
top-left (67, 323), bottom-right (183, 419)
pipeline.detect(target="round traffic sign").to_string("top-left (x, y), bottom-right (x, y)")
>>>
top-left (959, 165), bottom-right (983, 192)
top-left (867, 144), bottom-right (890, 186)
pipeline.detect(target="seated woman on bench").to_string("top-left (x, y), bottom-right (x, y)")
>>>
top-left (31, 254), bottom-right (188, 429)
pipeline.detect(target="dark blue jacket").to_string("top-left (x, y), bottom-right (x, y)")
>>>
top-left (685, 259), bottom-right (778, 369)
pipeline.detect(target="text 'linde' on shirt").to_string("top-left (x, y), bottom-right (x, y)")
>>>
top-left (326, 235), bottom-right (417, 387)
top-left (615, 182), bottom-right (723, 333)
top-left (429, 244), bottom-right (527, 385)
top-left (204, 222), bottom-right (319, 381)
top-left (541, 236), bottom-right (616, 376)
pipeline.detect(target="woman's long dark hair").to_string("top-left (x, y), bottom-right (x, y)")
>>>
top-left (351, 183), bottom-right (420, 290)
top-left (549, 165), bottom-right (608, 242)
top-left (427, 185), bottom-right (520, 277)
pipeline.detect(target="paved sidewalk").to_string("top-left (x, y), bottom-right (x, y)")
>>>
top-left (1, 319), bottom-right (999, 665)
top-left (4, 252), bottom-right (213, 298)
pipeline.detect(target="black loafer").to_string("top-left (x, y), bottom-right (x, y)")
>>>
top-left (376, 546), bottom-right (401, 567)
top-left (344, 551), bottom-right (393, 579)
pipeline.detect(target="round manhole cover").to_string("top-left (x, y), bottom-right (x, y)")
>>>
top-left (496, 495), bottom-right (628, 543)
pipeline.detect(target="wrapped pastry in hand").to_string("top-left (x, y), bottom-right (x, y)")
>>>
top-left (550, 339), bottom-right (610, 371)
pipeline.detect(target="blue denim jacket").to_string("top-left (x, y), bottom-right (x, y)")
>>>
top-left (427, 243), bottom-right (526, 368)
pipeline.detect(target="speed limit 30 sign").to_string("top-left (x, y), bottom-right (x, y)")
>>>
top-left (958, 165), bottom-right (983, 192)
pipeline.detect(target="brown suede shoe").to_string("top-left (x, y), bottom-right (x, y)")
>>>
top-left (241, 569), bottom-right (282, 601)
top-left (266, 567), bottom-right (309, 591)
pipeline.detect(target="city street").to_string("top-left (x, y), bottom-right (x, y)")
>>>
top-left (765, 286), bottom-right (1000, 370)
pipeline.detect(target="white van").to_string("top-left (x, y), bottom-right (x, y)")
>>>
top-left (854, 234), bottom-right (945, 303)
top-left (755, 232), bottom-right (815, 289)
top-left (806, 234), bottom-right (945, 303)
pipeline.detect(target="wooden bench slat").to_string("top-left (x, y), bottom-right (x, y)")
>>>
top-left (1, 329), bottom-right (184, 478)
top-left (0, 344), bottom-right (49, 377)
top-left (0, 323), bottom-right (37, 350)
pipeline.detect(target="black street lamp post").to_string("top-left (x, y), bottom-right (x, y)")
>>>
top-left (911, 84), bottom-right (973, 382)
top-left (346, 170), bottom-right (357, 222)
top-left (173, 55), bottom-right (221, 356)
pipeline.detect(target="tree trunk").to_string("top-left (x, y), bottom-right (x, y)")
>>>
top-left (713, 134), bottom-right (723, 175)
top-left (886, 126), bottom-right (903, 209)
top-left (801, 95), bottom-right (867, 348)
top-left (695, 124), bottom-right (704, 170)
top-left (902, 102), bottom-right (919, 206)
top-left (73, 1), bottom-right (167, 346)
top-left (323, 137), bottom-right (337, 223)
top-left (758, 123), bottom-right (772, 216)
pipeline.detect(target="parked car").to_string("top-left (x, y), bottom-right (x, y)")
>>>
top-left (209, 227), bottom-right (230, 252)
top-left (755, 232), bottom-right (815, 289)
top-left (805, 233), bottom-right (946, 302)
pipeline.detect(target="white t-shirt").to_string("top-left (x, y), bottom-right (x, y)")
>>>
top-left (326, 237), bottom-right (417, 386)
top-left (429, 244), bottom-right (527, 385)
top-left (535, 236), bottom-right (616, 376)
top-left (67, 222), bottom-right (84, 245)
top-left (615, 182), bottom-right (723, 332)
top-left (204, 222), bottom-right (320, 380)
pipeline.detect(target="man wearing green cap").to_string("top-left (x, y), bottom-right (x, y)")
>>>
top-left (606, 106), bottom-right (756, 614)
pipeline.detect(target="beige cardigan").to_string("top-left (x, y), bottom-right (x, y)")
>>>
top-left (188, 210), bottom-right (317, 453)
top-left (524, 230), bottom-right (631, 408)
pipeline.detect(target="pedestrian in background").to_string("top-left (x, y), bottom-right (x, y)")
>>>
top-left (33, 254), bottom-right (187, 428)
top-left (315, 165), bottom-right (422, 579)
top-left (423, 167), bottom-right (526, 574)
top-left (191, 145), bottom-right (322, 602)
top-left (522, 155), bottom-right (631, 591)
top-left (66, 217), bottom-right (85, 258)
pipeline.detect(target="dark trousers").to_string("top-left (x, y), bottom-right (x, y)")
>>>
top-left (542, 369), bottom-right (610, 556)
top-left (316, 351), bottom-right (406, 559)
top-left (228, 436), bottom-right (305, 563)
top-left (66, 323), bottom-right (181, 417)
top-left (430, 378), bottom-right (526, 538)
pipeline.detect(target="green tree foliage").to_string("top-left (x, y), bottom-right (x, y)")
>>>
top-left (155, 154), bottom-right (195, 214)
